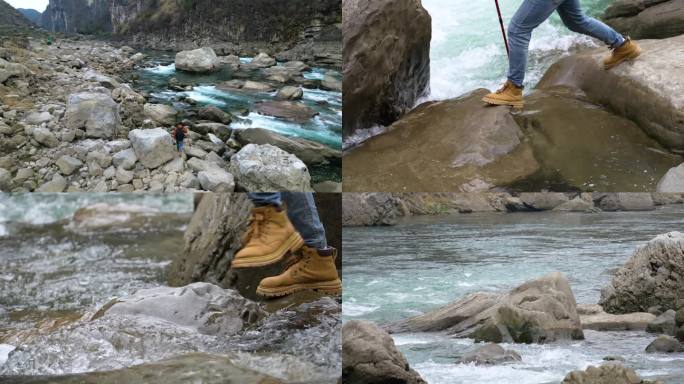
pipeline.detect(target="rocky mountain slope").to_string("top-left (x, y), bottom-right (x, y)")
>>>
top-left (0, 0), bottom-right (34, 33)
top-left (40, 0), bottom-right (341, 61)
top-left (17, 8), bottom-right (42, 25)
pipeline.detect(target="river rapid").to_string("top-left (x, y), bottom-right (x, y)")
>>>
top-left (343, 207), bottom-right (684, 383)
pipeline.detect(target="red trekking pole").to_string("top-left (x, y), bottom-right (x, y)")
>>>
top-left (494, 0), bottom-right (510, 57)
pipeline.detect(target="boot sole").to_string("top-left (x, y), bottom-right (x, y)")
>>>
top-left (482, 96), bottom-right (524, 108)
top-left (231, 232), bottom-right (304, 268)
top-left (256, 279), bottom-right (343, 298)
top-left (604, 46), bottom-right (642, 70)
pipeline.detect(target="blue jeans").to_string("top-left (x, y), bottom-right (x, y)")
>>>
top-left (507, 0), bottom-right (625, 86)
top-left (248, 192), bottom-right (327, 249)
top-left (176, 140), bottom-right (184, 152)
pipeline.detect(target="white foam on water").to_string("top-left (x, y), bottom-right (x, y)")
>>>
top-left (0, 344), bottom-right (15, 366)
top-left (183, 90), bottom-right (227, 107)
top-left (303, 88), bottom-right (341, 105)
top-left (342, 299), bottom-right (380, 317)
top-left (143, 63), bottom-right (176, 76)
top-left (191, 85), bottom-right (247, 102)
top-left (423, 0), bottom-right (601, 101)
top-left (303, 70), bottom-right (326, 80)
top-left (239, 57), bottom-right (252, 64)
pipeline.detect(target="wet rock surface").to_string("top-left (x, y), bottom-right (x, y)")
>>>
top-left (388, 272), bottom-right (584, 343)
top-left (342, 320), bottom-right (426, 384)
top-left (344, 90), bottom-right (539, 192)
top-left (562, 363), bottom-right (663, 384)
top-left (577, 304), bottom-right (655, 331)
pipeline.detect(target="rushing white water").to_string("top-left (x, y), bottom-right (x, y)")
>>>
top-left (343, 208), bottom-right (684, 383)
top-left (422, 0), bottom-right (614, 100)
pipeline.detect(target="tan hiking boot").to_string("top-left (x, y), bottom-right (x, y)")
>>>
top-left (256, 246), bottom-right (342, 297)
top-left (482, 80), bottom-right (524, 108)
top-left (231, 205), bottom-right (304, 268)
top-left (604, 37), bottom-right (641, 70)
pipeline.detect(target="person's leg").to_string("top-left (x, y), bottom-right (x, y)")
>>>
top-left (257, 192), bottom-right (341, 297)
top-left (280, 192), bottom-right (327, 249)
top-left (507, 0), bottom-right (560, 87)
top-left (557, 0), bottom-right (624, 48)
top-left (247, 193), bottom-right (282, 207)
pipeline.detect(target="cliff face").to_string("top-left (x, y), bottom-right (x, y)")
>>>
top-left (40, 0), bottom-right (341, 61)
top-left (41, 0), bottom-right (113, 34)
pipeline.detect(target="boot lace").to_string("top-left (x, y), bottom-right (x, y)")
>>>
top-left (496, 82), bottom-right (510, 94)
top-left (286, 251), bottom-right (313, 276)
top-left (242, 212), bottom-right (265, 244)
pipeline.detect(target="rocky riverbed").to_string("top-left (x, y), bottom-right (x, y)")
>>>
top-left (0, 34), bottom-right (341, 193)
top-left (342, 208), bottom-right (684, 383)
top-left (0, 194), bottom-right (342, 383)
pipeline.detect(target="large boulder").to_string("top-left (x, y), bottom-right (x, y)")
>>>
top-left (604, 0), bottom-right (684, 39)
top-left (32, 127), bottom-right (59, 148)
top-left (657, 163), bottom-right (684, 192)
top-left (342, 320), bottom-right (426, 384)
top-left (65, 92), bottom-right (121, 139)
top-left (600, 232), bottom-right (684, 314)
top-left (254, 101), bottom-right (318, 123)
top-left (387, 272), bottom-right (584, 343)
top-left (537, 35), bottom-right (684, 151)
top-left (343, 90), bottom-right (539, 192)
top-left (198, 168), bottom-right (235, 192)
top-left (144, 104), bottom-right (178, 126)
top-left (55, 155), bottom-right (83, 176)
top-left (198, 106), bottom-right (232, 124)
top-left (92, 282), bottom-right (265, 336)
top-left (342, 193), bottom-right (400, 226)
top-left (234, 128), bottom-right (340, 165)
top-left (175, 47), bottom-right (221, 73)
top-left (0, 58), bottom-right (31, 84)
top-left (645, 335), bottom-right (683, 353)
top-left (168, 193), bottom-right (340, 300)
top-left (229, 144), bottom-right (313, 192)
top-left (343, 0), bottom-right (431, 138)
top-left (647, 309), bottom-right (677, 335)
top-left (128, 128), bottom-right (176, 169)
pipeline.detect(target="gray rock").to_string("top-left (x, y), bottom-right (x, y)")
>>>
top-left (342, 320), bottom-right (426, 384)
top-left (578, 304), bottom-right (655, 331)
top-left (185, 145), bottom-right (208, 159)
top-left (250, 52), bottom-right (276, 68)
top-left (645, 335), bottom-right (683, 353)
top-left (604, 0), bottom-right (684, 39)
top-left (86, 151), bottom-right (112, 169)
top-left (198, 168), bottom-right (235, 192)
top-left (0, 168), bottom-right (11, 191)
top-left (229, 144), bottom-right (313, 192)
top-left (520, 192), bottom-right (570, 210)
top-left (143, 104), bottom-right (178, 126)
top-left (198, 106), bottom-right (232, 124)
top-left (276, 86), bottom-right (304, 100)
top-left (647, 309), bottom-right (677, 335)
top-left (562, 363), bottom-right (652, 384)
top-left (456, 343), bottom-right (522, 365)
top-left (597, 193), bottom-right (655, 211)
top-left (36, 174), bottom-right (67, 192)
top-left (55, 155), bottom-right (83, 175)
top-left (657, 163), bottom-right (684, 192)
top-left (115, 167), bottom-right (134, 184)
top-left (93, 282), bottom-right (265, 337)
top-left (163, 157), bottom-right (185, 173)
top-left (554, 194), bottom-right (597, 212)
top-left (320, 75), bottom-right (342, 92)
top-left (175, 47), bottom-right (220, 73)
top-left (25, 111), bottom-right (52, 125)
top-left (242, 80), bottom-right (275, 92)
top-left (234, 128), bottom-right (340, 165)
top-left (65, 92), bottom-right (121, 139)
top-left (129, 128), bottom-right (176, 169)
top-left (112, 148), bottom-right (137, 170)
top-left (342, 193), bottom-right (400, 226)
top-left (600, 232), bottom-right (684, 314)
top-left (387, 272), bottom-right (584, 343)
top-left (33, 127), bottom-right (59, 148)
